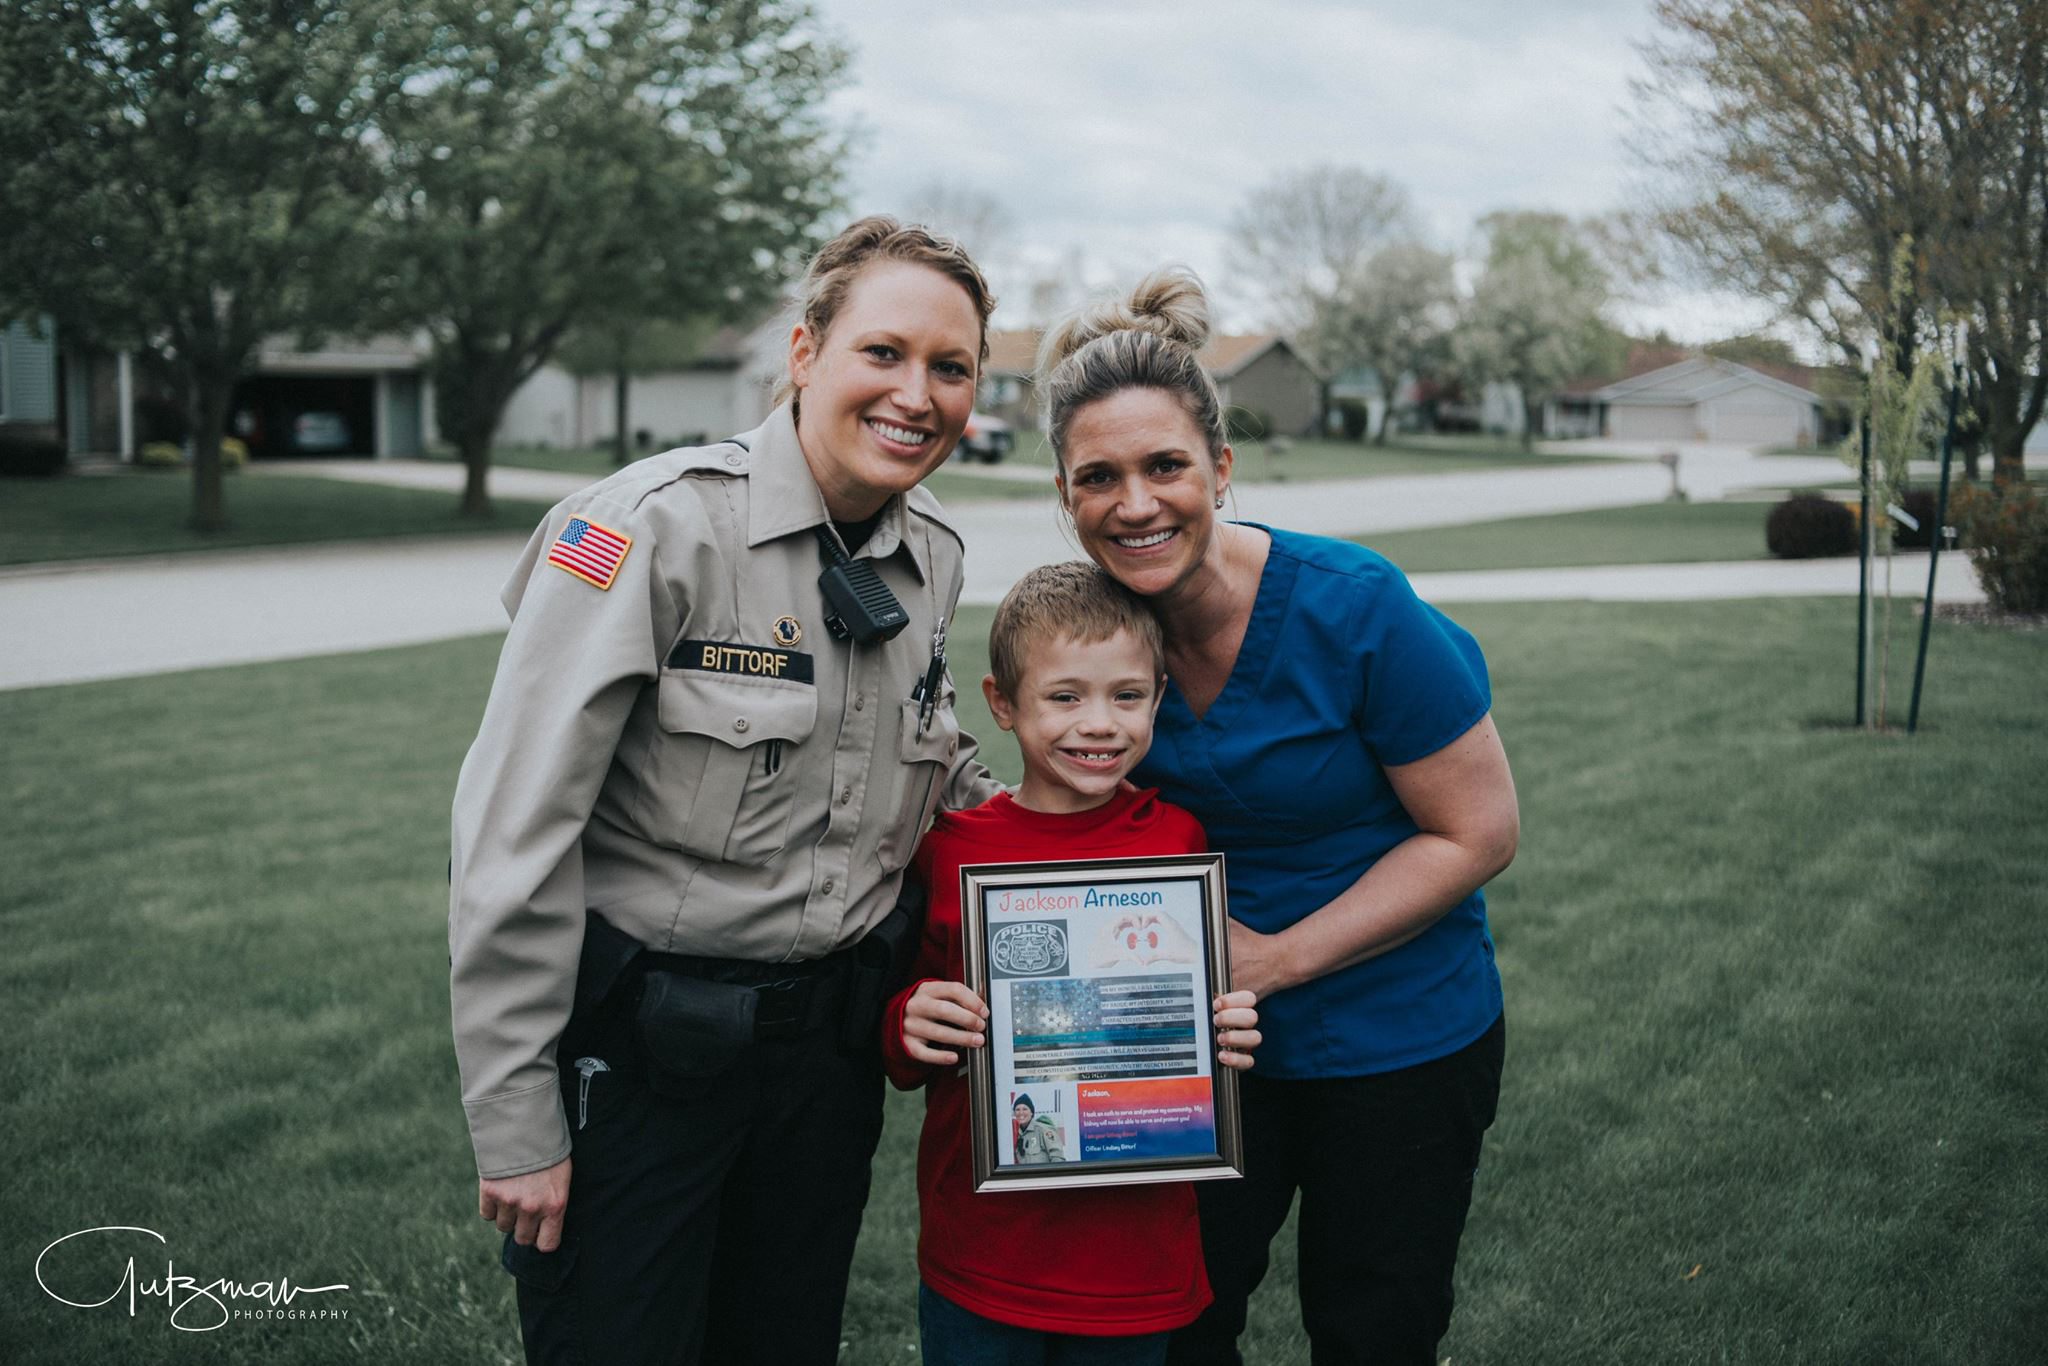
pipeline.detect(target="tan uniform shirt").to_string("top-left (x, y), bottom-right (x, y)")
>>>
top-left (450, 405), bottom-right (1000, 1179)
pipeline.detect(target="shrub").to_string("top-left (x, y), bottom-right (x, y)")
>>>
top-left (1951, 482), bottom-right (2048, 612)
top-left (1765, 493), bottom-right (1857, 558)
top-left (219, 437), bottom-right (249, 469)
top-left (0, 431), bottom-right (66, 478)
top-left (1226, 407), bottom-right (1270, 441)
top-left (138, 441), bottom-right (183, 469)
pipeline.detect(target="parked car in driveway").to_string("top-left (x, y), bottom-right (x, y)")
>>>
top-left (957, 412), bottom-right (1014, 463)
top-left (291, 411), bottom-right (353, 453)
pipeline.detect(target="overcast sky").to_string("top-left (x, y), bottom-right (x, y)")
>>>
top-left (807, 0), bottom-right (1775, 345)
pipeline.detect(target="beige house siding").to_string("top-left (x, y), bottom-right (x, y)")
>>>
top-left (1218, 345), bottom-right (1322, 437)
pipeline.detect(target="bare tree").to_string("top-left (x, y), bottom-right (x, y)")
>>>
top-left (903, 181), bottom-right (1017, 264)
top-left (1019, 245), bottom-right (1092, 333)
top-left (1640, 0), bottom-right (2047, 482)
top-left (1226, 166), bottom-right (1418, 372)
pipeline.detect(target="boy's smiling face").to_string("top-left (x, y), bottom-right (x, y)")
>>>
top-left (983, 627), bottom-right (1162, 815)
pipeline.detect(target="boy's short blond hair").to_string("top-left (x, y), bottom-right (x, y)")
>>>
top-left (987, 562), bottom-right (1166, 699)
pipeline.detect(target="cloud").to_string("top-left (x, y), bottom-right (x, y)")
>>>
top-left (806, 0), bottom-right (1765, 342)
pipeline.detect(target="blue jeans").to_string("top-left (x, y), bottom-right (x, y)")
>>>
top-left (919, 1283), bottom-right (1172, 1366)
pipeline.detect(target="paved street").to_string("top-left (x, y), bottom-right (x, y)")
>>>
top-left (0, 541), bottom-right (1982, 696)
top-left (4, 442), bottom-right (2000, 691)
top-left (253, 443), bottom-right (1854, 604)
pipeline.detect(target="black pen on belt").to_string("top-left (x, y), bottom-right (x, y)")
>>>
top-left (910, 615), bottom-right (947, 734)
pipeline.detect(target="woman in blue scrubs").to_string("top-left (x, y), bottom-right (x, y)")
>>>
top-left (1035, 269), bottom-right (1520, 1366)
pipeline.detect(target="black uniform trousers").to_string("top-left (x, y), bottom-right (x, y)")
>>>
top-left (1166, 1014), bottom-right (1505, 1366)
top-left (500, 968), bottom-right (887, 1366)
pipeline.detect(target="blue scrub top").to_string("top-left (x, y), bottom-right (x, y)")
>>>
top-left (1134, 525), bottom-right (1503, 1078)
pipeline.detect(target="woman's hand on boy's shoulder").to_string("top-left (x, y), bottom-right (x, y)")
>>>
top-left (1213, 990), bottom-right (1261, 1071)
top-left (901, 979), bottom-right (990, 1066)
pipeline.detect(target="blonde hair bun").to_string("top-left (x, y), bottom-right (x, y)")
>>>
top-left (1036, 266), bottom-right (1212, 378)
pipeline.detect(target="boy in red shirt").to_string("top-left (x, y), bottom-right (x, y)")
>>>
top-left (881, 562), bottom-right (1261, 1365)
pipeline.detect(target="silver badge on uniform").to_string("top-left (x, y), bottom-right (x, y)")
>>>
top-left (772, 615), bottom-right (802, 648)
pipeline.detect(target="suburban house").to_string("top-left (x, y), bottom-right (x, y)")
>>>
top-left (1204, 333), bottom-right (1324, 436)
top-left (977, 329), bottom-right (1325, 436)
top-left (3, 317), bottom-right (139, 456)
top-left (1546, 350), bottom-right (1833, 445)
top-left (0, 317), bottom-right (433, 460)
top-left (232, 333), bottom-right (433, 458)
top-left (1325, 365), bottom-right (1392, 437)
top-left (978, 329), bottom-right (1043, 430)
top-left (49, 319), bottom-right (2037, 464)
top-left (498, 321), bottom-right (789, 450)
top-left (1, 318), bottom-right (64, 444)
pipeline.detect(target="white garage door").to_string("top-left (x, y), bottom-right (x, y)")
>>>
top-left (1609, 404), bottom-right (1697, 442)
top-left (1710, 403), bottom-right (1805, 445)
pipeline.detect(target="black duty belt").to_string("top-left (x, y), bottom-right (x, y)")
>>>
top-left (633, 945), bottom-right (856, 1042)
top-left (579, 901), bottom-right (922, 1057)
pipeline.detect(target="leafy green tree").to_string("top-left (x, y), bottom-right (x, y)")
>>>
top-left (1318, 241), bottom-right (1460, 444)
top-left (1453, 212), bottom-right (1621, 448)
top-left (379, 0), bottom-right (846, 515)
top-left (0, 0), bottom-right (410, 531)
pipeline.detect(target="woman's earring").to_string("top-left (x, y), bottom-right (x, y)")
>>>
top-left (1214, 495), bottom-right (1225, 509)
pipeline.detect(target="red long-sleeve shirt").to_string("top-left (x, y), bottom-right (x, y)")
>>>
top-left (880, 786), bottom-right (1214, 1336)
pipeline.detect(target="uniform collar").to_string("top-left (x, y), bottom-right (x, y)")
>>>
top-left (741, 403), bottom-right (927, 582)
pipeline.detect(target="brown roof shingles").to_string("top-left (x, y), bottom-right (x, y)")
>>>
top-left (1557, 344), bottom-right (1820, 397)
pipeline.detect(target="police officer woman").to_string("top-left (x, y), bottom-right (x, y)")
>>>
top-left (449, 217), bottom-right (1003, 1365)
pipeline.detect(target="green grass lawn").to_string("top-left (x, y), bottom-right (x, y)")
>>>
top-left (0, 469), bottom-right (554, 565)
top-left (1359, 500), bottom-right (1772, 573)
top-left (7, 600), bottom-right (2044, 1363)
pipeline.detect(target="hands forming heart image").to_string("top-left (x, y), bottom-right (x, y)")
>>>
top-left (1090, 912), bottom-right (1198, 969)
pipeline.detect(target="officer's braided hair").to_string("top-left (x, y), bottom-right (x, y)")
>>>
top-left (775, 215), bottom-right (995, 408)
top-left (1035, 267), bottom-right (1229, 472)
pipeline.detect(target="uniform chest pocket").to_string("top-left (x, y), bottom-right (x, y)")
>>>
top-left (876, 696), bottom-right (962, 872)
top-left (650, 669), bottom-right (817, 867)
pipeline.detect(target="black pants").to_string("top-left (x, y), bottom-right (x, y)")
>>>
top-left (500, 984), bottom-right (887, 1366)
top-left (1167, 1015), bottom-right (1505, 1366)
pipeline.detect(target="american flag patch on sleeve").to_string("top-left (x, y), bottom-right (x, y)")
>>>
top-left (546, 516), bottom-right (633, 590)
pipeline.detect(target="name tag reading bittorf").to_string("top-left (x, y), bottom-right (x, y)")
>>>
top-left (668, 640), bottom-right (815, 684)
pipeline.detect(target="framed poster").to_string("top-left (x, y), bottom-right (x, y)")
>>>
top-left (959, 853), bottom-right (1243, 1194)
